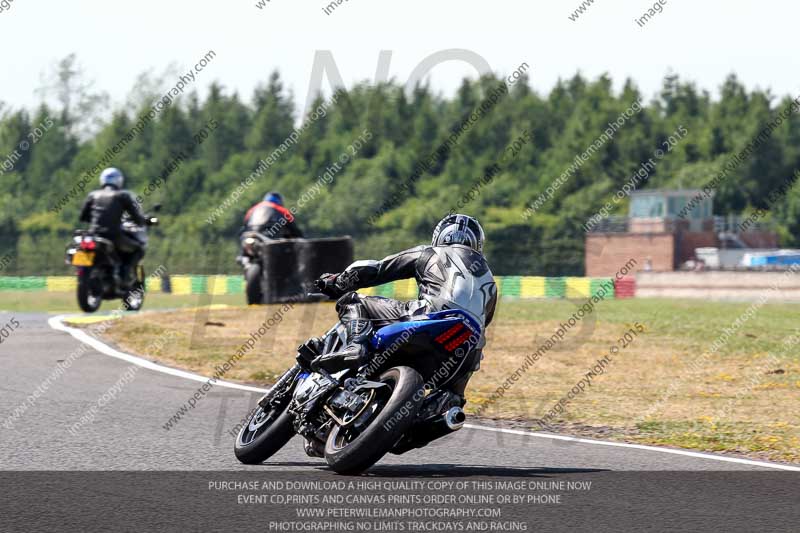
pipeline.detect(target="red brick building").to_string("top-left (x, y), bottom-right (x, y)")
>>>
top-left (585, 190), bottom-right (777, 277)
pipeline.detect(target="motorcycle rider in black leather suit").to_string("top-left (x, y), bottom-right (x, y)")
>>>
top-left (314, 214), bottom-right (497, 400)
top-left (243, 192), bottom-right (303, 239)
top-left (237, 192), bottom-right (303, 267)
top-left (78, 168), bottom-right (147, 287)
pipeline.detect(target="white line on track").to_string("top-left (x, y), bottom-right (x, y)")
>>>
top-left (48, 315), bottom-right (268, 393)
top-left (49, 314), bottom-right (800, 472)
top-left (463, 424), bottom-right (800, 472)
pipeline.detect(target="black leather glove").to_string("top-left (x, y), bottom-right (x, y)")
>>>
top-left (335, 269), bottom-right (360, 292)
top-left (314, 273), bottom-right (341, 298)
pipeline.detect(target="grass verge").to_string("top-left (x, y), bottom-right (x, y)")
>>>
top-left (1, 290), bottom-right (243, 313)
top-left (90, 297), bottom-right (800, 463)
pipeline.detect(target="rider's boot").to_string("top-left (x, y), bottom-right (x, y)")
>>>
top-left (312, 304), bottom-right (372, 373)
top-left (304, 439), bottom-right (325, 458)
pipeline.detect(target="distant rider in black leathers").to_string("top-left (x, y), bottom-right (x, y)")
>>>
top-left (78, 167), bottom-right (147, 287)
top-left (314, 214), bottom-right (497, 401)
top-left (243, 192), bottom-right (303, 239)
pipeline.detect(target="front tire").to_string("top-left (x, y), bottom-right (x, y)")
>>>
top-left (234, 399), bottom-right (295, 464)
top-left (325, 366), bottom-right (424, 475)
top-left (245, 263), bottom-right (263, 305)
top-left (123, 281), bottom-right (145, 311)
top-left (77, 270), bottom-right (102, 313)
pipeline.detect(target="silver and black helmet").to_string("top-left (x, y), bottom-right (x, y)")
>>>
top-left (99, 167), bottom-right (124, 189)
top-left (431, 214), bottom-right (485, 253)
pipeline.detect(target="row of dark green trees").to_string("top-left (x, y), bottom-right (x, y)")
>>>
top-left (2, 58), bottom-right (800, 276)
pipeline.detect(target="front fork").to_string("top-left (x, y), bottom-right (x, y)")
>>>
top-left (258, 364), bottom-right (302, 409)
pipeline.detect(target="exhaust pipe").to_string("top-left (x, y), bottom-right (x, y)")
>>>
top-left (444, 407), bottom-right (466, 431)
top-left (390, 407), bottom-right (467, 455)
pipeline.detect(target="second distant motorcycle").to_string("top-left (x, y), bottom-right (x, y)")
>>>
top-left (237, 192), bottom-right (303, 304)
top-left (66, 167), bottom-right (161, 313)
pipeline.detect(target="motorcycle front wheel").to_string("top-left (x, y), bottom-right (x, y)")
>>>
top-left (124, 282), bottom-right (145, 311)
top-left (324, 366), bottom-right (424, 475)
top-left (123, 266), bottom-right (145, 311)
top-left (234, 397), bottom-right (294, 464)
top-left (244, 263), bottom-right (263, 305)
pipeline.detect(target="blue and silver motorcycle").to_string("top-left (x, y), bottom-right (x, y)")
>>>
top-left (234, 305), bottom-right (482, 474)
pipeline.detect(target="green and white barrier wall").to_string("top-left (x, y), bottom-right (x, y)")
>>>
top-left (0, 275), bottom-right (635, 298)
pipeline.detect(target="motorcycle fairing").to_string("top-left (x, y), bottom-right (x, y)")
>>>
top-left (368, 309), bottom-right (482, 387)
top-left (370, 309), bottom-right (481, 352)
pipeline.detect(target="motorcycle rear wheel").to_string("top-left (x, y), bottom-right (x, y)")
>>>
top-left (324, 366), bottom-right (424, 475)
top-left (77, 270), bottom-right (102, 313)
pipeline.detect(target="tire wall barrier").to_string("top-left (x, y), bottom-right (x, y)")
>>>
top-left (259, 237), bottom-right (355, 303)
top-left (0, 275), bottom-right (634, 299)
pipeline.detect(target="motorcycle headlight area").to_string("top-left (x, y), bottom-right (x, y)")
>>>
top-left (243, 237), bottom-right (258, 255)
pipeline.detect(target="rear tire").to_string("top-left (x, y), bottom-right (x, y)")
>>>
top-left (324, 366), bottom-right (424, 475)
top-left (245, 263), bottom-right (263, 305)
top-left (77, 271), bottom-right (102, 313)
top-left (234, 400), bottom-right (295, 464)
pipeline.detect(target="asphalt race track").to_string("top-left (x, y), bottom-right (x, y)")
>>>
top-left (2, 311), bottom-right (799, 531)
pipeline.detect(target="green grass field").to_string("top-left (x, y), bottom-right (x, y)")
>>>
top-left (0, 290), bottom-right (244, 313)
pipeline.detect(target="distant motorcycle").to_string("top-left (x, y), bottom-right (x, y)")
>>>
top-left (234, 291), bottom-right (479, 474)
top-left (237, 231), bottom-right (270, 305)
top-left (65, 212), bottom-right (159, 313)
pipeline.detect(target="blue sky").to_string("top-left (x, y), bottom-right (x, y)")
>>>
top-left (0, 0), bottom-right (796, 117)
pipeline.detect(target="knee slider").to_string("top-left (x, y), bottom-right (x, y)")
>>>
top-left (335, 291), bottom-right (360, 314)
